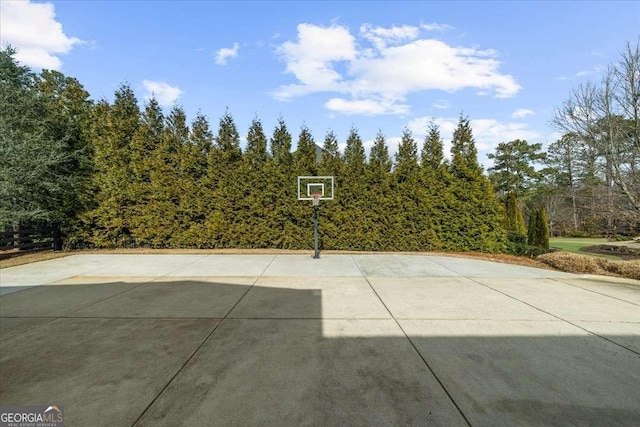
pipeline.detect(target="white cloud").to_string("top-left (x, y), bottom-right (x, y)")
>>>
top-left (360, 24), bottom-right (420, 50)
top-left (142, 80), bottom-right (183, 106)
top-left (215, 43), bottom-right (239, 65)
top-left (512, 108), bottom-right (534, 119)
top-left (421, 22), bottom-right (455, 32)
top-left (0, 0), bottom-right (83, 69)
top-left (274, 23), bottom-right (356, 100)
top-left (325, 97), bottom-right (409, 115)
top-left (274, 23), bottom-right (521, 115)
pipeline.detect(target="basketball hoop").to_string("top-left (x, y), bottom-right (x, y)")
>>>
top-left (297, 176), bottom-right (335, 259)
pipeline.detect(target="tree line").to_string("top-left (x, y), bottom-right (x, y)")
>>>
top-left (4, 42), bottom-right (638, 254)
top-left (1, 46), bottom-right (509, 252)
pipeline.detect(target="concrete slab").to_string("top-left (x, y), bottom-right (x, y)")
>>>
top-left (262, 254), bottom-right (362, 276)
top-left (474, 277), bottom-right (640, 322)
top-left (555, 277), bottom-right (640, 305)
top-left (136, 319), bottom-right (467, 426)
top-left (400, 319), bottom-right (640, 426)
top-left (0, 317), bottom-right (219, 426)
top-left (353, 254), bottom-right (459, 277)
top-left (0, 255), bottom-right (101, 288)
top-left (169, 254), bottom-right (275, 276)
top-left (0, 317), bottom-right (52, 340)
top-left (0, 279), bottom-right (150, 317)
top-left (88, 254), bottom-right (208, 276)
top-left (369, 277), bottom-right (554, 320)
top-left (2, 254), bottom-right (636, 426)
top-left (574, 321), bottom-right (640, 353)
top-left (428, 256), bottom-right (576, 278)
top-left (229, 277), bottom-right (390, 319)
top-left (69, 277), bottom-right (255, 318)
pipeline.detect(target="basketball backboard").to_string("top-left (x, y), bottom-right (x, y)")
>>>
top-left (297, 176), bottom-right (334, 200)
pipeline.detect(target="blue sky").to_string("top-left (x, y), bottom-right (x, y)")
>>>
top-left (2, 0), bottom-right (639, 168)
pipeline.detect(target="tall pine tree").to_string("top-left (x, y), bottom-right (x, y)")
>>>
top-left (444, 115), bottom-right (506, 252)
top-left (207, 110), bottom-right (243, 247)
top-left (84, 84), bottom-right (140, 246)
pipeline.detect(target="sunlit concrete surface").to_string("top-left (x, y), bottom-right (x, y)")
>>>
top-left (1, 254), bottom-right (639, 426)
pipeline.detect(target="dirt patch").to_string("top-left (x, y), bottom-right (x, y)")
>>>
top-left (580, 244), bottom-right (640, 260)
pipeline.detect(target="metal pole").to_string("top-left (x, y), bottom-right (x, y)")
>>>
top-left (313, 204), bottom-right (319, 259)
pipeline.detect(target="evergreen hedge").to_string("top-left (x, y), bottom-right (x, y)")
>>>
top-left (74, 96), bottom-right (507, 253)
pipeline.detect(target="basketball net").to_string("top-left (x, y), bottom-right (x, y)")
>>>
top-left (311, 194), bottom-right (321, 206)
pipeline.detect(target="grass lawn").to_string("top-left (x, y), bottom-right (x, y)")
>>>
top-left (549, 237), bottom-right (621, 260)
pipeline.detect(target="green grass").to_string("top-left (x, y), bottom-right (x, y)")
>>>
top-left (549, 237), bottom-right (621, 260)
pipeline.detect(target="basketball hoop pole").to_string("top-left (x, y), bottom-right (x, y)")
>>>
top-left (298, 177), bottom-right (334, 259)
top-left (312, 196), bottom-right (320, 259)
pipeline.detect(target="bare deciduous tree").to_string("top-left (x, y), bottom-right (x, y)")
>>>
top-left (552, 41), bottom-right (640, 213)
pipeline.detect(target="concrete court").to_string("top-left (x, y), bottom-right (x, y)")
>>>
top-left (0, 254), bottom-right (639, 426)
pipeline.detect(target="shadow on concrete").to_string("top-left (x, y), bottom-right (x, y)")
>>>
top-left (1, 280), bottom-right (639, 426)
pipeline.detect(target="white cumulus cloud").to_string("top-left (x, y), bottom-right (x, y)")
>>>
top-left (274, 23), bottom-right (521, 115)
top-left (325, 97), bottom-right (409, 116)
top-left (215, 43), bottom-right (239, 65)
top-left (421, 22), bottom-right (455, 32)
top-left (274, 24), bottom-right (356, 100)
top-left (512, 108), bottom-right (534, 119)
top-left (0, 0), bottom-right (83, 69)
top-left (142, 80), bottom-right (183, 106)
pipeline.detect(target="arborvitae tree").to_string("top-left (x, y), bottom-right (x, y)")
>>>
top-left (535, 207), bottom-right (550, 249)
top-left (318, 130), bottom-right (345, 249)
top-left (130, 98), bottom-right (164, 185)
top-left (294, 124), bottom-right (317, 175)
top-left (419, 122), bottom-right (447, 251)
top-left (270, 117), bottom-right (293, 167)
top-left (289, 125), bottom-right (318, 248)
top-left (128, 98), bottom-right (165, 244)
top-left (319, 130), bottom-right (343, 176)
top-left (388, 127), bottom-right (426, 249)
top-left (174, 112), bottom-right (214, 247)
top-left (365, 131), bottom-right (393, 249)
top-left (84, 84), bottom-right (140, 246)
top-left (421, 121), bottom-right (444, 170)
top-left (238, 117), bottom-right (270, 247)
top-left (263, 118), bottom-right (298, 248)
top-left (443, 115), bottom-right (506, 252)
top-left (208, 110), bottom-right (244, 247)
top-left (504, 192), bottom-right (527, 236)
top-left (338, 127), bottom-right (368, 248)
top-left (450, 114), bottom-right (481, 178)
top-left (215, 109), bottom-right (242, 163)
top-left (344, 126), bottom-right (366, 177)
top-left (369, 130), bottom-right (392, 176)
top-left (132, 105), bottom-right (187, 246)
top-left (394, 127), bottom-right (419, 183)
top-left (184, 112), bottom-right (212, 180)
top-left (245, 116), bottom-right (268, 169)
top-left (527, 209), bottom-right (538, 247)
